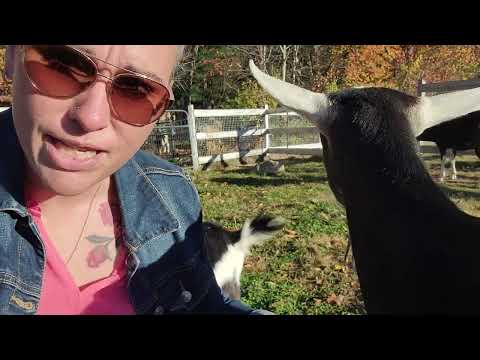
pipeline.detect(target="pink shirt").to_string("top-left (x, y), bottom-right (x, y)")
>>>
top-left (25, 186), bottom-right (135, 315)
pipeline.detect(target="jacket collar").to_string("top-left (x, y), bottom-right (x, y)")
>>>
top-left (114, 157), bottom-right (179, 251)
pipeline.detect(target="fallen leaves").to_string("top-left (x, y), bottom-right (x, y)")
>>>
top-left (334, 264), bottom-right (347, 272)
top-left (285, 229), bottom-right (298, 238)
top-left (326, 293), bottom-right (345, 306)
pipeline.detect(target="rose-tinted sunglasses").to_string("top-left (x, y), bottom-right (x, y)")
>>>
top-left (22, 45), bottom-right (174, 127)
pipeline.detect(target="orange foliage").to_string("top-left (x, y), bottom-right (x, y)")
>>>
top-left (0, 47), bottom-right (12, 105)
top-left (311, 45), bottom-right (480, 95)
top-left (416, 46), bottom-right (480, 82)
top-left (344, 45), bottom-right (404, 88)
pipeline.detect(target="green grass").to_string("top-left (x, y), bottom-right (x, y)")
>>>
top-left (188, 152), bottom-right (480, 315)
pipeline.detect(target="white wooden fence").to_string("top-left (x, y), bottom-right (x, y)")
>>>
top-left (187, 105), bottom-right (322, 170)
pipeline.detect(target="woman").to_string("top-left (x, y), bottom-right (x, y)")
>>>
top-left (0, 45), bottom-right (269, 314)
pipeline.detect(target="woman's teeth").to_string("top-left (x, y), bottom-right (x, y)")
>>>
top-left (56, 141), bottom-right (97, 160)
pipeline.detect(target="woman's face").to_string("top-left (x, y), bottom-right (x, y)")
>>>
top-left (6, 45), bottom-right (178, 196)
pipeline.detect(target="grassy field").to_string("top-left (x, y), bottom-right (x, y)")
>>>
top-left (188, 151), bottom-right (480, 315)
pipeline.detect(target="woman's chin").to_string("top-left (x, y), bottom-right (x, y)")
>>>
top-left (31, 168), bottom-right (106, 197)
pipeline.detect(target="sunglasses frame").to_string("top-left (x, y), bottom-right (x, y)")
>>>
top-left (22, 45), bottom-right (175, 127)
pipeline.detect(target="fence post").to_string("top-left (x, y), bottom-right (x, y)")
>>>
top-left (417, 78), bottom-right (427, 97)
top-left (264, 104), bottom-right (270, 155)
top-left (318, 126), bottom-right (323, 150)
top-left (187, 104), bottom-right (200, 171)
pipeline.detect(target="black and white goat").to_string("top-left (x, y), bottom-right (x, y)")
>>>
top-left (417, 111), bottom-right (480, 181)
top-left (203, 214), bottom-right (285, 300)
top-left (250, 60), bottom-right (480, 314)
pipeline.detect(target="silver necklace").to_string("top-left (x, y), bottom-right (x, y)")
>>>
top-left (66, 183), bottom-right (104, 264)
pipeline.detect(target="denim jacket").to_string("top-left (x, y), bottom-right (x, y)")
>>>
top-left (0, 108), bottom-right (264, 315)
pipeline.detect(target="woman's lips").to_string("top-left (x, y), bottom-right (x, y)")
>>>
top-left (44, 134), bottom-right (106, 171)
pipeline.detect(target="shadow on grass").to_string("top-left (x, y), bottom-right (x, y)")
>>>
top-left (207, 156), bottom-right (325, 177)
top-left (438, 183), bottom-right (480, 201)
top-left (451, 160), bottom-right (480, 173)
top-left (210, 173), bottom-right (329, 187)
top-left (428, 162), bottom-right (480, 175)
top-left (421, 154), bottom-right (440, 162)
top-left (200, 155), bottom-right (323, 172)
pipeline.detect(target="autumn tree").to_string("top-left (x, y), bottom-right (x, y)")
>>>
top-left (0, 46), bottom-right (12, 106)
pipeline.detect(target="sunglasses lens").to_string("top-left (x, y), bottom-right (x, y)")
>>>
top-left (110, 74), bottom-right (171, 126)
top-left (24, 45), bottom-right (96, 98)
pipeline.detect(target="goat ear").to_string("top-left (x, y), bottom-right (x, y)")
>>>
top-left (249, 60), bottom-right (331, 130)
top-left (413, 88), bottom-right (480, 136)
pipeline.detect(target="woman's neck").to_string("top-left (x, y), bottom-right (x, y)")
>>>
top-left (25, 174), bottom-right (112, 214)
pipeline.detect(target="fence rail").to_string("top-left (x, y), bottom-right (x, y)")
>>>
top-left (196, 128), bottom-right (268, 140)
top-left (418, 78), bottom-right (480, 95)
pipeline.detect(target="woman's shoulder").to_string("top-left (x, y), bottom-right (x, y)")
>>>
top-left (129, 150), bottom-right (199, 204)
top-left (132, 150), bottom-right (192, 180)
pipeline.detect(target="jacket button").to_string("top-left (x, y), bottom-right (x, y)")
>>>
top-left (181, 290), bottom-right (192, 303)
top-left (153, 305), bottom-right (164, 315)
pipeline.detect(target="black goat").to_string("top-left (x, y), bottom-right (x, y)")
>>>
top-left (417, 111), bottom-right (480, 181)
top-left (251, 60), bottom-right (480, 314)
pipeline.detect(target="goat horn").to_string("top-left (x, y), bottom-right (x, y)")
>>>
top-left (413, 87), bottom-right (480, 136)
top-left (249, 60), bottom-right (330, 127)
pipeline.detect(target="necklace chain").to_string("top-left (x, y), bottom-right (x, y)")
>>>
top-left (66, 183), bottom-right (104, 264)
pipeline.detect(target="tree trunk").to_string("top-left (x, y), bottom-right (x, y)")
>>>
top-left (292, 45), bottom-right (300, 84)
top-left (279, 45), bottom-right (290, 82)
top-left (188, 45), bottom-right (199, 105)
